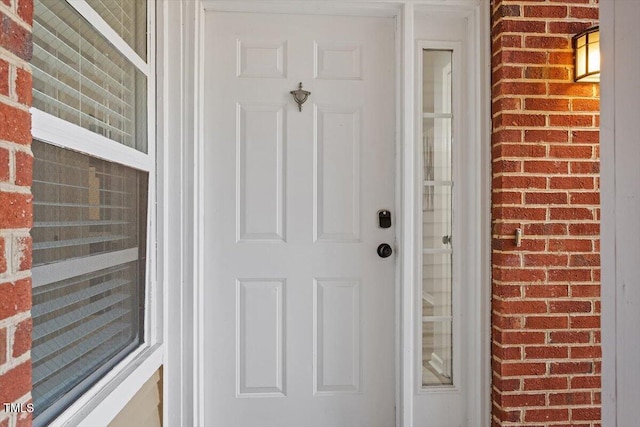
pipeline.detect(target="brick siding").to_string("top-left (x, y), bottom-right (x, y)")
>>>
top-left (491, 0), bottom-right (601, 425)
top-left (0, 0), bottom-right (32, 426)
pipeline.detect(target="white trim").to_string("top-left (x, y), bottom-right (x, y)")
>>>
top-left (47, 345), bottom-right (163, 427)
top-left (400, 3), bottom-right (415, 426)
top-left (31, 109), bottom-right (152, 172)
top-left (67, 0), bottom-right (150, 75)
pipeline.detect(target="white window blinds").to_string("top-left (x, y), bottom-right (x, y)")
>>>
top-left (31, 140), bottom-right (147, 424)
top-left (32, 0), bottom-right (147, 152)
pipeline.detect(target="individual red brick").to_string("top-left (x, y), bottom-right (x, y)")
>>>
top-left (498, 393), bottom-right (546, 407)
top-left (497, 113), bottom-right (546, 127)
top-left (0, 192), bottom-right (32, 228)
top-left (549, 83), bottom-right (597, 97)
top-left (0, 59), bottom-right (8, 96)
top-left (494, 19), bottom-right (546, 34)
top-left (525, 35), bottom-right (569, 50)
top-left (571, 285), bottom-right (600, 298)
top-left (495, 143), bottom-right (546, 158)
top-left (571, 407), bottom-right (601, 421)
top-left (17, 0), bottom-right (34, 26)
top-left (14, 151), bottom-right (32, 186)
top-left (549, 114), bottom-right (595, 127)
top-left (497, 331), bottom-right (546, 345)
top-left (492, 313), bottom-right (523, 329)
top-left (0, 146), bottom-right (8, 182)
top-left (570, 160), bottom-right (599, 173)
top-left (549, 145), bottom-right (593, 159)
top-left (524, 284), bottom-right (569, 298)
top-left (0, 278), bottom-right (32, 319)
top-left (548, 268), bottom-right (592, 282)
top-left (550, 331), bottom-right (590, 344)
top-left (524, 66), bottom-right (570, 80)
top-left (549, 21), bottom-right (594, 35)
top-left (549, 300), bottom-right (592, 314)
top-left (570, 315), bottom-right (600, 329)
top-left (0, 328), bottom-right (6, 365)
top-left (550, 207), bottom-right (594, 220)
top-left (571, 375), bottom-right (600, 389)
top-left (525, 345), bottom-right (569, 359)
top-left (548, 239), bottom-right (593, 252)
top-left (569, 223), bottom-right (599, 235)
top-left (570, 192), bottom-right (600, 205)
top-left (493, 191), bottom-right (522, 204)
top-left (493, 206), bottom-right (547, 221)
top-left (571, 346), bottom-right (602, 359)
top-left (525, 192), bottom-right (567, 204)
top-left (492, 130), bottom-right (523, 144)
top-left (572, 130), bottom-right (600, 143)
top-left (550, 361), bottom-right (593, 375)
top-left (493, 375), bottom-right (522, 392)
top-left (15, 235), bottom-right (31, 272)
top-left (0, 12), bottom-right (32, 60)
top-left (493, 284), bottom-right (523, 299)
top-left (572, 99), bottom-right (600, 112)
top-left (0, 237), bottom-right (5, 274)
top-left (12, 318), bottom-right (31, 358)
top-left (494, 267), bottom-right (546, 282)
top-left (523, 254), bottom-right (568, 267)
top-left (0, 103), bottom-right (31, 145)
top-left (525, 316), bottom-right (568, 329)
top-left (550, 176), bottom-right (594, 190)
top-left (569, 254), bottom-right (600, 267)
top-left (524, 376), bottom-right (568, 391)
top-left (524, 5), bottom-right (567, 18)
top-left (496, 82), bottom-right (547, 97)
top-left (525, 408), bottom-right (569, 422)
top-left (549, 391), bottom-right (593, 406)
top-left (493, 344), bottom-right (522, 360)
top-left (524, 222), bottom-right (567, 236)
top-left (499, 362), bottom-right (547, 377)
top-left (570, 7), bottom-right (599, 20)
top-left (0, 361), bottom-right (30, 404)
top-left (525, 98), bottom-right (570, 112)
top-left (15, 68), bottom-right (32, 106)
top-left (524, 130), bottom-right (569, 143)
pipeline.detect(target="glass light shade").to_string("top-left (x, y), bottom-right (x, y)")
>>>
top-left (573, 26), bottom-right (600, 82)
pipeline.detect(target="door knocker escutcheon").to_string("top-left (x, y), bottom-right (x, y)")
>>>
top-left (290, 82), bottom-right (311, 112)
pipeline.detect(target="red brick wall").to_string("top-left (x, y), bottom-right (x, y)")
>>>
top-left (491, 0), bottom-right (600, 425)
top-left (0, 0), bottom-right (33, 425)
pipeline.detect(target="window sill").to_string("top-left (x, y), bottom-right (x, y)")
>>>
top-left (47, 344), bottom-right (163, 427)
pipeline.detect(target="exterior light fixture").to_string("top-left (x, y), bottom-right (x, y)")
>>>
top-left (573, 26), bottom-right (600, 83)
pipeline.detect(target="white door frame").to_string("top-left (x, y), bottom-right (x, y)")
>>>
top-left (160, 1), bottom-right (491, 426)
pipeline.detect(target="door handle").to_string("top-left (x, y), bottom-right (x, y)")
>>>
top-left (377, 243), bottom-right (393, 258)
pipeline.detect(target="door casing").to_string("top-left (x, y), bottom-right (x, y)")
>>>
top-left (170, 1), bottom-right (492, 426)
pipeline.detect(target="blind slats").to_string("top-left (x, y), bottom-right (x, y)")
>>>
top-left (33, 235), bottom-right (129, 252)
top-left (33, 292), bottom-right (131, 342)
top-left (32, 308), bottom-right (130, 362)
top-left (33, 321), bottom-right (131, 386)
top-left (32, 277), bottom-right (129, 318)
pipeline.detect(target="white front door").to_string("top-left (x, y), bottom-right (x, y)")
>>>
top-left (202, 11), bottom-right (396, 427)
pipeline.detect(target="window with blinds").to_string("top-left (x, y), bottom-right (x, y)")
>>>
top-left (32, 0), bottom-right (147, 152)
top-left (30, 0), bottom-right (150, 424)
top-left (31, 141), bottom-right (147, 423)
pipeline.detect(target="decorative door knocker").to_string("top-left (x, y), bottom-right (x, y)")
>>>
top-left (290, 82), bottom-right (311, 112)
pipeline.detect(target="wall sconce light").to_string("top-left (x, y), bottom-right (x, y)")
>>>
top-left (573, 26), bottom-right (600, 83)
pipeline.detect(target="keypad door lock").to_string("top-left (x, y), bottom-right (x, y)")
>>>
top-left (378, 210), bottom-right (391, 228)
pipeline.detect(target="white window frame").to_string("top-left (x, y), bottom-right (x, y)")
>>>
top-left (29, 0), bottom-right (161, 425)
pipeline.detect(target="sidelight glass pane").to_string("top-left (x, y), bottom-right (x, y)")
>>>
top-left (422, 185), bottom-right (452, 249)
top-left (421, 49), bottom-right (454, 388)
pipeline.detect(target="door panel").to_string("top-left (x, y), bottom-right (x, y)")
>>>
top-left (203, 12), bottom-right (396, 427)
